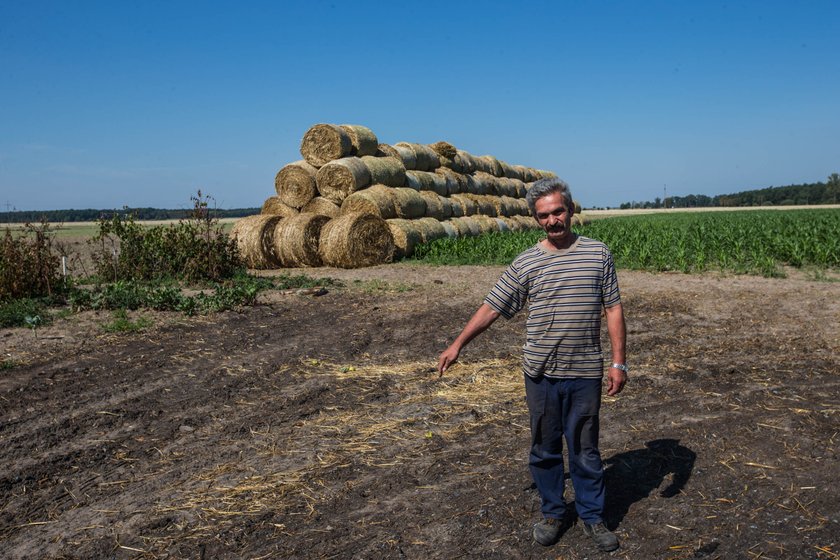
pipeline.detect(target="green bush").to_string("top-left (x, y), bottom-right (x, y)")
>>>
top-left (0, 221), bottom-right (65, 301)
top-left (90, 191), bottom-right (243, 283)
top-left (68, 274), bottom-right (291, 316)
top-left (0, 298), bottom-right (51, 328)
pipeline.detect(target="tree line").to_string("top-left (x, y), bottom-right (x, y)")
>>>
top-left (0, 206), bottom-right (261, 224)
top-left (619, 174), bottom-right (840, 210)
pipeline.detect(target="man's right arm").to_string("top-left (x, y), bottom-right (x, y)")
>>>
top-left (437, 303), bottom-right (500, 375)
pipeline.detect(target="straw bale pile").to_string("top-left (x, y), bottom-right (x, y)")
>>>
top-left (232, 122), bottom-right (577, 268)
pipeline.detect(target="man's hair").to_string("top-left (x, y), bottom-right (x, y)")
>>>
top-left (525, 177), bottom-right (573, 216)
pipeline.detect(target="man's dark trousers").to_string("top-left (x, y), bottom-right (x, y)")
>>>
top-left (524, 375), bottom-right (605, 523)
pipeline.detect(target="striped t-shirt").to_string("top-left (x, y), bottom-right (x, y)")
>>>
top-left (484, 235), bottom-right (621, 379)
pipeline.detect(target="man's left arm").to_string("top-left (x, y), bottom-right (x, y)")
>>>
top-left (604, 303), bottom-right (626, 396)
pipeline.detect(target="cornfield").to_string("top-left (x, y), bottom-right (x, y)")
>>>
top-left (413, 209), bottom-right (840, 277)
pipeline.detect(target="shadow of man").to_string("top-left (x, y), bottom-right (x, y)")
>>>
top-left (603, 438), bottom-right (696, 528)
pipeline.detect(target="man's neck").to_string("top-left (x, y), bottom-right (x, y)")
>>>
top-left (540, 233), bottom-right (577, 251)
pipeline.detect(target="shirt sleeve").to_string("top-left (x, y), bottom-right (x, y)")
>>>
top-left (602, 245), bottom-right (621, 308)
top-left (484, 262), bottom-right (528, 319)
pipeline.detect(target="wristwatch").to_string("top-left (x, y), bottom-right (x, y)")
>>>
top-left (611, 363), bottom-right (629, 373)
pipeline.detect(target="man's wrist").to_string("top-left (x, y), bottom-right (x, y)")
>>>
top-left (611, 362), bottom-right (628, 374)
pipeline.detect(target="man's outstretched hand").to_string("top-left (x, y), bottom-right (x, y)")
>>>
top-left (437, 345), bottom-right (460, 376)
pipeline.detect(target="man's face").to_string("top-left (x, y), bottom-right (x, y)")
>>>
top-left (534, 192), bottom-right (574, 246)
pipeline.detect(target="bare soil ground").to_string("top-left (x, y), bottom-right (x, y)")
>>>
top-left (1, 264), bottom-right (839, 559)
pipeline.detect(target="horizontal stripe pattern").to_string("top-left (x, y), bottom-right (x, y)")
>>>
top-left (484, 236), bottom-right (621, 379)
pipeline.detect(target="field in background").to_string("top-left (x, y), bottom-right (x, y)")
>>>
top-left (584, 203), bottom-right (840, 219)
top-left (414, 208), bottom-right (840, 277)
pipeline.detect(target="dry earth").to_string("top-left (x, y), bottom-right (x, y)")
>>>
top-left (1, 264), bottom-right (839, 559)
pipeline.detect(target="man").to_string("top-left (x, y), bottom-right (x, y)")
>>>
top-left (437, 178), bottom-right (627, 552)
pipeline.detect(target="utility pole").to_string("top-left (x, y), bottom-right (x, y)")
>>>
top-left (663, 185), bottom-right (667, 209)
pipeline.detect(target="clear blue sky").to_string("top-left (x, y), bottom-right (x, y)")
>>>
top-left (2, 0), bottom-right (838, 211)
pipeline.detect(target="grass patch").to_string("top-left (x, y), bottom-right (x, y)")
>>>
top-left (101, 309), bottom-right (153, 333)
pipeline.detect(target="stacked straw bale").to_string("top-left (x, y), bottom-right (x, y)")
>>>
top-left (319, 212), bottom-right (394, 268)
top-left (232, 122), bottom-right (576, 269)
top-left (230, 214), bottom-right (283, 269)
top-left (273, 213), bottom-right (331, 267)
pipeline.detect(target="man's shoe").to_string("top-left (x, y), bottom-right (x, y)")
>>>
top-left (582, 522), bottom-right (619, 552)
top-left (533, 516), bottom-right (566, 546)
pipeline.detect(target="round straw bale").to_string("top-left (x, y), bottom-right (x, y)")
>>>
top-left (476, 155), bottom-right (504, 176)
top-left (499, 160), bottom-right (516, 177)
top-left (573, 199), bottom-right (582, 214)
top-left (300, 123), bottom-right (353, 167)
top-left (427, 173), bottom-right (448, 196)
top-left (339, 124), bottom-right (378, 157)
top-left (494, 177), bottom-right (517, 198)
top-left (512, 165), bottom-right (531, 181)
top-left (316, 157), bottom-right (371, 204)
top-left (340, 184), bottom-right (397, 219)
top-left (404, 170), bottom-right (422, 191)
top-left (439, 153), bottom-right (464, 173)
top-left (463, 194), bottom-right (497, 217)
top-left (302, 196), bottom-right (341, 218)
top-left (498, 196), bottom-right (521, 217)
top-left (429, 141), bottom-right (457, 159)
top-left (434, 167), bottom-right (461, 195)
top-left (418, 191), bottom-right (446, 220)
top-left (454, 150), bottom-right (477, 174)
top-left (518, 167), bottom-right (538, 183)
top-left (415, 217), bottom-right (447, 244)
top-left (494, 217), bottom-right (510, 233)
top-left (273, 212), bottom-right (331, 267)
top-left (472, 171), bottom-right (499, 195)
top-left (440, 220), bottom-right (458, 238)
top-left (471, 155), bottom-right (489, 174)
top-left (466, 173), bottom-right (494, 195)
top-left (406, 170), bottom-right (447, 195)
top-left (360, 155), bottom-right (406, 187)
top-left (387, 218), bottom-right (423, 259)
top-left (275, 160), bottom-right (318, 208)
top-left (230, 214), bottom-right (282, 269)
top-left (438, 195), bottom-right (454, 219)
top-left (392, 187), bottom-right (427, 219)
top-left (448, 197), bottom-right (464, 217)
top-left (450, 216), bottom-right (481, 237)
top-left (414, 144), bottom-right (440, 171)
top-left (319, 212), bottom-right (394, 268)
top-left (472, 214), bottom-right (500, 234)
top-left (513, 179), bottom-right (528, 198)
top-left (450, 194), bottom-right (478, 216)
top-left (397, 142), bottom-right (439, 171)
top-left (498, 216), bottom-right (523, 232)
top-left (376, 143), bottom-right (401, 158)
top-left (512, 214), bottom-right (539, 229)
top-left (261, 196), bottom-right (299, 217)
top-left (392, 143), bottom-right (418, 170)
top-left (513, 197), bottom-right (531, 216)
